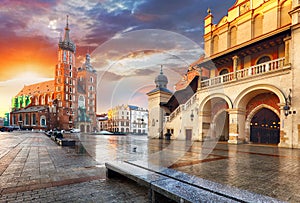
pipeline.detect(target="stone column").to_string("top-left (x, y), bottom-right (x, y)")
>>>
top-left (232, 55), bottom-right (239, 79)
top-left (228, 108), bottom-right (246, 144)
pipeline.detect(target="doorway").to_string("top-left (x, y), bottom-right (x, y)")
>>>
top-left (185, 129), bottom-right (192, 140)
top-left (250, 108), bottom-right (280, 144)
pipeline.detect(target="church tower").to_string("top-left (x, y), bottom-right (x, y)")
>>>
top-left (147, 67), bottom-right (172, 139)
top-left (54, 16), bottom-right (77, 130)
top-left (76, 52), bottom-right (97, 133)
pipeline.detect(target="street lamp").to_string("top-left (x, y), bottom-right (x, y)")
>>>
top-left (284, 88), bottom-right (292, 118)
top-left (190, 110), bottom-right (194, 121)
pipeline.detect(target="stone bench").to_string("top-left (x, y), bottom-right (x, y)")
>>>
top-left (105, 161), bottom-right (283, 203)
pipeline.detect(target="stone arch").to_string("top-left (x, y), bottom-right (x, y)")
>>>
top-left (199, 93), bottom-right (233, 112)
top-left (234, 84), bottom-right (286, 109)
top-left (255, 55), bottom-right (272, 65)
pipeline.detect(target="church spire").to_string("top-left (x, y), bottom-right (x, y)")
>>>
top-left (59, 15), bottom-right (76, 53)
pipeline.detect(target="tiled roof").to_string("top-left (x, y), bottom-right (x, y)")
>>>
top-left (16, 80), bottom-right (54, 96)
top-left (12, 105), bottom-right (48, 113)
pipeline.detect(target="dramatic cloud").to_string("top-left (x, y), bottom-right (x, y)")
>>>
top-left (0, 0), bottom-right (237, 115)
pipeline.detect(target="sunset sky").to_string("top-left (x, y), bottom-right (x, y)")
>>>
top-left (0, 0), bottom-right (236, 116)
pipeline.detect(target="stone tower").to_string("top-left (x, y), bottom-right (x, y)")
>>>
top-left (147, 67), bottom-right (172, 139)
top-left (54, 16), bottom-right (77, 130)
top-left (76, 52), bottom-right (97, 132)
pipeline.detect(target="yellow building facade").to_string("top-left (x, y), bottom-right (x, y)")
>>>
top-left (148, 0), bottom-right (300, 148)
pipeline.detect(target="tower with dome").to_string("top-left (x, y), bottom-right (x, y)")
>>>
top-left (147, 66), bottom-right (172, 139)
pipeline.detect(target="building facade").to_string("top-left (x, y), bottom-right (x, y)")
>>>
top-left (107, 104), bottom-right (148, 134)
top-left (10, 16), bottom-right (97, 132)
top-left (148, 0), bottom-right (300, 148)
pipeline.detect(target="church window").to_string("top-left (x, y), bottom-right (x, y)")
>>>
top-left (25, 114), bottom-right (29, 125)
top-left (40, 116), bottom-right (46, 126)
top-left (63, 51), bottom-right (67, 62)
top-left (32, 114), bottom-right (36, 125)
top-left (78, 95), bottom-right (85, 108)
top-left (253, 14), bottom-right (263, 38)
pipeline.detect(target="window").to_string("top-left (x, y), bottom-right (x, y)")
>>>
top-left (253, 14), bottom-right (263, 38)
top-left (69, 71), bottom-right (72, 77)
top-left (25, 114), bottom-right (29, 125)
top-left (90, 77), bottom-right (93, 83)
top-left (256, 56), bottom-right (271, 65)
top-left (32, 114), bottom-right (36, 125)
top-left (66, 77), bottom-right (69, 84)
top-left (212, 35), bottom-right (219, 54)
top-left (69, 94), bottom-right (72, 101)
top-left (280, 1), bottom-right (291, 27)
top-left (66, 94), bottom-right (68, 100)
top-left (219, 69), bottom-right (229, 75)
top-left (40, 116), bottom-right (46, 126)
top-left (229, 27), bottom-right (237, 47)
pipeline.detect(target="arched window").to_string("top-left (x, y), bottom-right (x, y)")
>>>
top-left (229, 27), bottom-right (237, 47)
top-left (212, 35), bottom-right (219, 54)
top-left (280, 1), bottom-right (291, 27)
top-left (257, 56), bottom-right (271, 65)
top-left (40, 116), bottom-right (46, 126)
top-left (219, 69), bottom-right (229, 75)
top-left (253, 14), bottom-right (263, 38)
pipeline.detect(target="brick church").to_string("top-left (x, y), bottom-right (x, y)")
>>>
top-left (10, 16), bottom-right (97, 133)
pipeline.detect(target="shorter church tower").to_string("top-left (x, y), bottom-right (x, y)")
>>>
top-left (147, 67), bottom-right (172, 139)
top-left (76, 52), bottom-right (97, 133)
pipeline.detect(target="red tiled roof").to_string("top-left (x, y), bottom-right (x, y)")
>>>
top-left (16, 80), bottom-right (54, 96)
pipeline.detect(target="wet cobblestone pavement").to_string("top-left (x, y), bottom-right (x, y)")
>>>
top-left (1, 132), bottom-right (300, 202)
top-left (0, 132), bottom-right (149, 202)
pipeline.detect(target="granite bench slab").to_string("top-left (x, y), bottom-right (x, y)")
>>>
top-left (106, 161), bottom-right (240, 203)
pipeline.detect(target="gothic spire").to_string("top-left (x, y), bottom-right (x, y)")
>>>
top-left (59, 15), bottom-right (76, 53)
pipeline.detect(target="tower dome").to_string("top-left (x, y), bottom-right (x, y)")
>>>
top-left (155, 66), bottom-right (168, 88)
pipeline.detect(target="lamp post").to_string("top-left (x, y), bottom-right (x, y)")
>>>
top-left (190, 110), bottom-right (194, 121)
top-left (284, 89), bottom-right (292, 118)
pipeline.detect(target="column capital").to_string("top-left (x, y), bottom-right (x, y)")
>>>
top-left (227, 108), bottom-right (246, 115)
top-left (232, 55), bottom-right (239, 61)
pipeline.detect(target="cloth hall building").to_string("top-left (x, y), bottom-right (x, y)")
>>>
top-left (148, 0), bottom-right (300, 148)
top-left (10, 17), bottom-right (97, 133)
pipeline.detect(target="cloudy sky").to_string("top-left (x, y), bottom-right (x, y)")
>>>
top-left (0, 0), bottom-right (236, 116)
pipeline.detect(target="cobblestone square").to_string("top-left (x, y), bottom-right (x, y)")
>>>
top-left (0, 132), bottom-right (299, 202)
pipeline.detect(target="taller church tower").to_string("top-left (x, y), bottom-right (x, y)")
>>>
top-left (54, 16), bottom-right (77, 130)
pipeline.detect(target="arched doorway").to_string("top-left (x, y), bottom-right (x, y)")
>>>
top-left (250, 108), bottom-right (280, 144)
